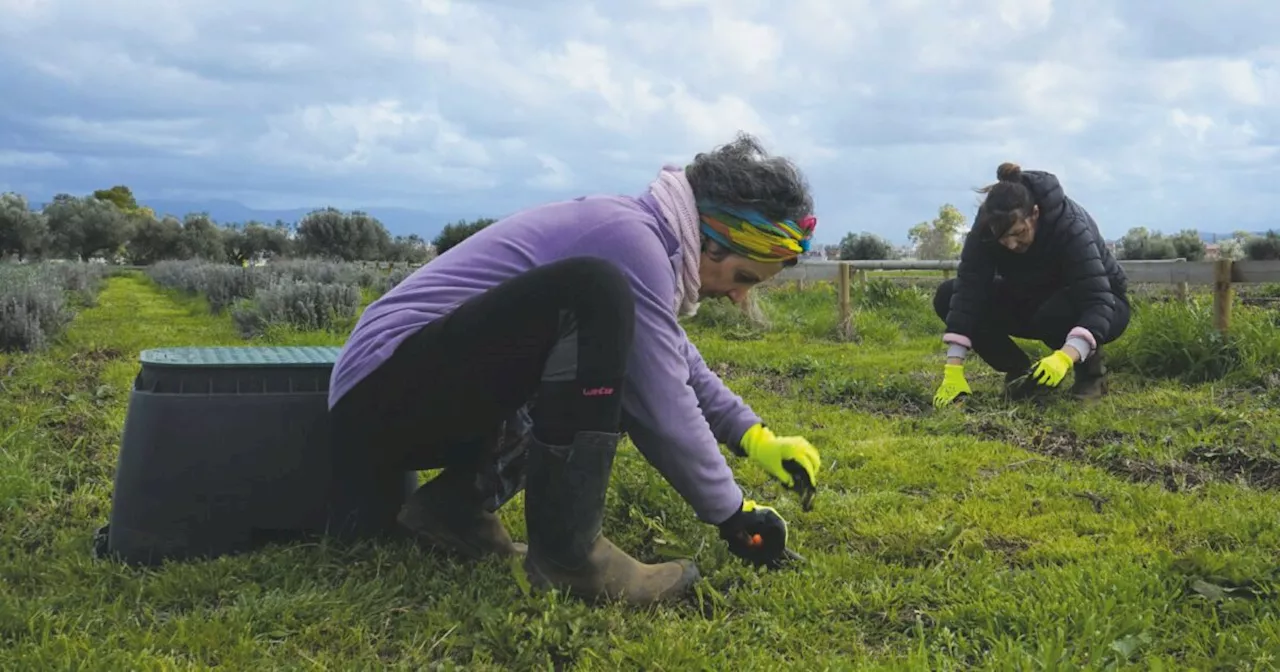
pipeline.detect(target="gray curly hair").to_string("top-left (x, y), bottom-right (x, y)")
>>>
top-left (684, 131), bottom-right (814, 224)
top-left (685, 132), bottom-right (814, 267)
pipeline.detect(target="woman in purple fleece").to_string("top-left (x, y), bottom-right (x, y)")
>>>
top-left (326, 133), bottom-right (822, 605)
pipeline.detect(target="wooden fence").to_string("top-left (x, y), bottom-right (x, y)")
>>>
top-left (773, 259), bottom-right (1280, 335)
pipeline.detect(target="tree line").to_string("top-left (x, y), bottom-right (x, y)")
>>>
top-left (6, 186), bottom-right (1277, 266)
top-left (0, 186), bottom-right (497, 265)
top-left (835, 203), bottom-right (1280, 262)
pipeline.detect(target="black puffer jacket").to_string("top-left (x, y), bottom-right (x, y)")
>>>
top-left (944, 170), bottom-right (1127, 344)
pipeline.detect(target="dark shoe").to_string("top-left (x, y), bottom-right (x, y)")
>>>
top-left (1070, 348), bottom-right (1109, 400)
top-left (397, 468), bottom-right (527, 559)
top-left (522, 431), bottom-right (700, 605)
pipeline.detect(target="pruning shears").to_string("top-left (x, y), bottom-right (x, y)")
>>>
top-left (744, 532), bottom-right (808, 568)
top-left (784, 460), bottom-right (817, 512)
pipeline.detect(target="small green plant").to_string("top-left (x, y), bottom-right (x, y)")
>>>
top-left (857, 278), bottom-right (938, 336)
top-left (859, 277), bottom-right (911, 308)
top-left (686, 296), bottom-right (766, 334)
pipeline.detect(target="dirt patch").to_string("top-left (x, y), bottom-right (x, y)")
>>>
top-left (1110, 457), bottom-right (1212, 492)
top-left (818, 377), bottom-right (931, 418)
top-left (967, 424), bottom-right (1218, 491)
top-left (983, 536), bottom-right (1031, 558)
top-left (1025, 428), bottom-right (1091, 461)
top-left (66, 345), bottom-right (126, 364)
top-left (713, 361), bottom-right (794, 396)
top-left (967, 422), bottom-right (1280, 493)
top-left (1185, 443), bottom-right (1280, 490)
top-left (894, 605), bottom-right (937, 629)
top-left (40, 411), bottom-right (95, 446)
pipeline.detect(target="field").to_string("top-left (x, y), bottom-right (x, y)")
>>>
top-left (3, 261), bottom-right (1280, 669)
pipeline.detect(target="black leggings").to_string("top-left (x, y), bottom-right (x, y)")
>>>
top-left (326, 257), bottom-right (635, 533)
top-left (933, 278), bottom-right (1130, 373)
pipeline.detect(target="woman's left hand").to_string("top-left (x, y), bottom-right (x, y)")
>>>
top-left (739, 424), bottom-right (820, 494)
top-left (1031, 350), bottom-right (1074, 387)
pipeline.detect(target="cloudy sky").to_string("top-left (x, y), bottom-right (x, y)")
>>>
top-left (1, 0), bottom-right (1276, 243)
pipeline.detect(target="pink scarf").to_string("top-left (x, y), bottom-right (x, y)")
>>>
top-left (648, 165), bottom-right (702, 317)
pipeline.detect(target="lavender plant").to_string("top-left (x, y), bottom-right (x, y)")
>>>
top-left (0, 262), bottom-right (107, 352)
top-left (230, 279), bottom-right (362, 338)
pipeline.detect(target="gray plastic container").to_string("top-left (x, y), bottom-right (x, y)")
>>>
top-left (101, 346), bottom-right (417, 565)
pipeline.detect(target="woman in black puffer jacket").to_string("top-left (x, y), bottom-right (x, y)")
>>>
top-left (931, 162), bottom-right (1130, 405)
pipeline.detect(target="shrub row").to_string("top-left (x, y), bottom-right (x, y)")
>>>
top-left (0, 262), bottom-right (108, 352)
top-left (147, 259), bottom-right (385, 313)
top-left (147, 258), bottom-right (415, 337)
top-left (230, 280), bottom-right (363, 338)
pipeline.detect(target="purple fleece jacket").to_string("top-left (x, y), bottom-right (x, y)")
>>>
top-left (328, 191), bottom-right (760, 525)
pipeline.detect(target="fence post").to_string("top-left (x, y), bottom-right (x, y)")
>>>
top-left (1213, 259), bottom-right (1233, 335)
top-left (838, 262), bottom-right (852, 336)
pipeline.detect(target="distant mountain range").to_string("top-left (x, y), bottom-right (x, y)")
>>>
top-left (136, 199), bottom-right (485, 240)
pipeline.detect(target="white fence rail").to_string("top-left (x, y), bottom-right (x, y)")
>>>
top-left (771, 258), bottom-right (1280, 335)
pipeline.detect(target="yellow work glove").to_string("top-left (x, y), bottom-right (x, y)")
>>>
top-left (1031, 350), bottom-right (1073, 388)
top-left (739, 424), bottom-right (820, 507)
top-left (933, 363), bottom-right (972, 407)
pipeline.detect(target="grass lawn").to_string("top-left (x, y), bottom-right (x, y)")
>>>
top-left (3, 270), bottom-right (1279, 669)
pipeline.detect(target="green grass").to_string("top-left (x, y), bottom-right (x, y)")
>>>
top-left (3, 271), bottom-right (1280, 669)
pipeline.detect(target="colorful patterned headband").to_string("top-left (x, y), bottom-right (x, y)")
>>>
top-left (697, 200), bottom-right (817, 263)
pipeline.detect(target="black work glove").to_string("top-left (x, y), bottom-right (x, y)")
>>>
top-left (718, 499), bottom-right (792, 569)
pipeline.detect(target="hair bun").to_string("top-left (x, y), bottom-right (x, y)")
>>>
top-left (996, 162), bottom-right (1022, 182)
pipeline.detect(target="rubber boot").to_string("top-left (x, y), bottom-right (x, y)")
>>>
top-left (522, 430), bottom-right (700, 605)
top-left (397, 467), bottom-right (527, 559)
top-left (1070, 346), bottom-right (1109, 400)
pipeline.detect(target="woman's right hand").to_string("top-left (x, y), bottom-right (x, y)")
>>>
top-left (719, 499), bottom-right (790, 568)
top-left (933, 363), bottom-right (972, 407)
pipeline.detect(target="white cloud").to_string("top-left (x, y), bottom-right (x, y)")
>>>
top-left (251, 99), bottom-right (494, 190)
top-left (1010, 61), bottom-right (1102, 133)
top-left (1170, 109), bottom-right (1216, 143)
top-left (997, 0), bottom-right (1054, 30)
top-left (0, 150), bottom-right (67, 168)
top-left (528, 154), bottom-right (574, 190)
top-left (0, 0), bottom-right (1277, 240)
top-left (667, 88), bottom-right (772, 148)
top-left (1217, 60), bottom-right (1268, 105)
top-left (706, 13), bottom-right (782, 75)
top-left (37, 117), bottom-right (219, 156)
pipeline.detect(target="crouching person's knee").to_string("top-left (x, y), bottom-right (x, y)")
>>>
top-left (933, 278), bottom-right (957, 322)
